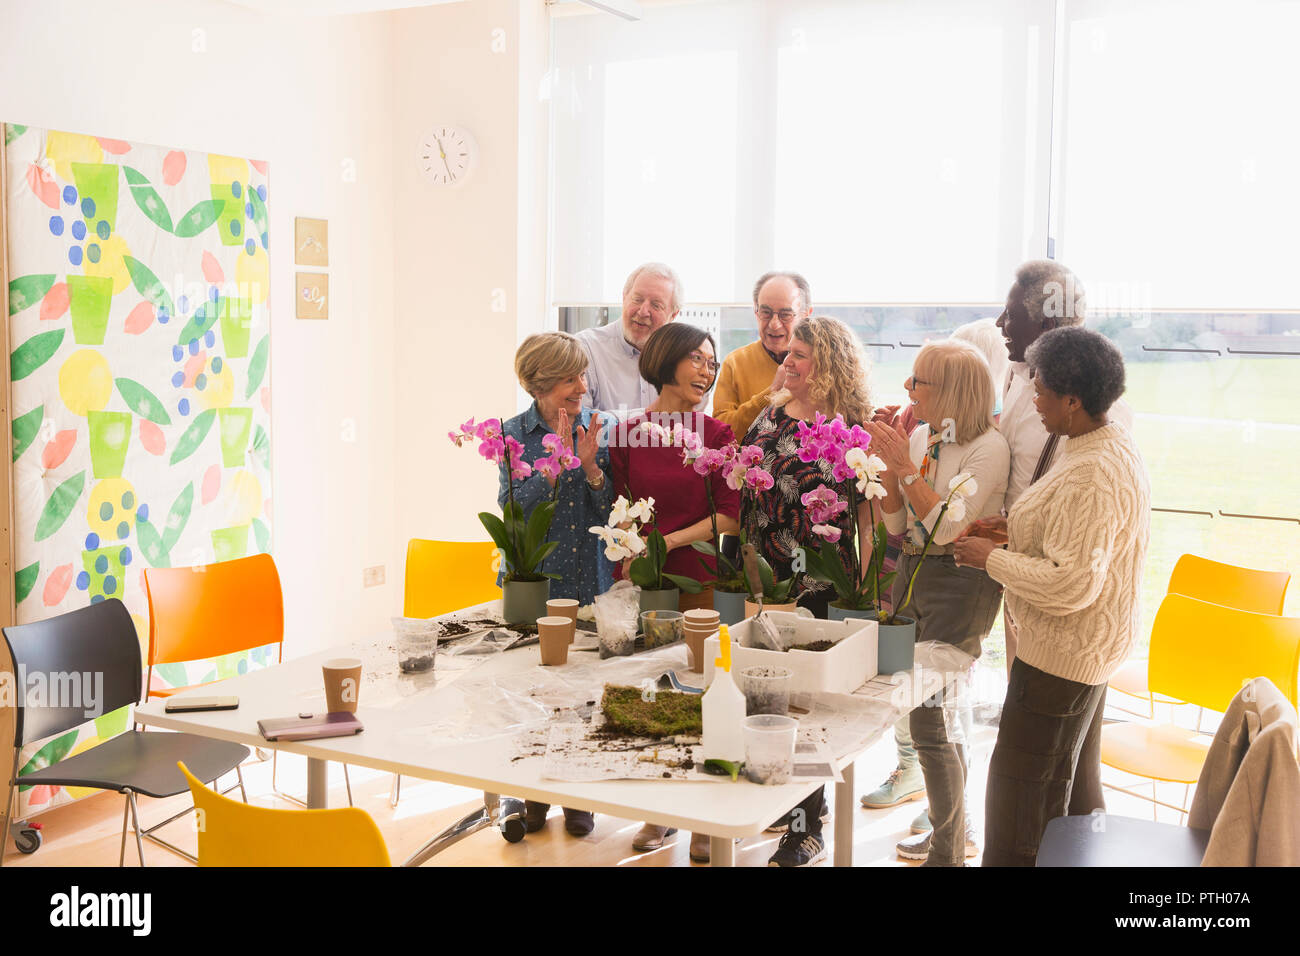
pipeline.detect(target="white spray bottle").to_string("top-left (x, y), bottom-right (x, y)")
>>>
top-left (702, 624), bottom-right (746, 763)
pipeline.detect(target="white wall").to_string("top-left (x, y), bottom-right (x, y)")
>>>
top-left (390, 0), bottom-right (550, 543)
top-left (0, 0), bottom-right (400, 654)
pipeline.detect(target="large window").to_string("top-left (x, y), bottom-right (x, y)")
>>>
top-left (550, 0), bottom-right (1300, 647)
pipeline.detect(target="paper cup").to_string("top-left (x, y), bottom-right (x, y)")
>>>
top-left (537, 616), bottom-right (573, 665)
top-left (323, 658), bottom-right (363, 713)
top-left (546, 598), bottom-right (579, 621)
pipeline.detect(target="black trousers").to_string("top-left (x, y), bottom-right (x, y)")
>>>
top-left (982, 658), bottom-right (1108, 867)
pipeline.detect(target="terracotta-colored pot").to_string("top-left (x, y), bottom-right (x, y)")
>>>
top-left (744, 599), bottom-right (797, 617)
top-left (677, 585), bottom-right (714, 614)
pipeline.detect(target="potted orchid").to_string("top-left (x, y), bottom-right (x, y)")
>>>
top-left (590, 494), bottom-right (702, 614)
top-left (782, 413), bottom-right (892, 621)
top-left (449, 417), bottom-right (581, 623)
top-left (678, 437), bottom-right (790, 623)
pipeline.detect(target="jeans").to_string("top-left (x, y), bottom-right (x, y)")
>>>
top-left (893, 553), bottom-right (1002, 866)
top-left (894, 687), bottom-right (973, 772)
top-left (982, 658), bottom-right (1108, 867)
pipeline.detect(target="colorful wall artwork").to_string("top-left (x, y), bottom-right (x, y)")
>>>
top-left (3, 124), bottom-right (273, 819)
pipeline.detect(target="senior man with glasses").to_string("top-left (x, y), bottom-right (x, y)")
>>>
top-left (577, 261), bottom-right (684, 420)
top-left (712, 271), bottom-right (813, 436)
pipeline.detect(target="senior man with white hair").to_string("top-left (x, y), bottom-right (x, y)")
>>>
top-left (577, 262), bottom-right (683, 418)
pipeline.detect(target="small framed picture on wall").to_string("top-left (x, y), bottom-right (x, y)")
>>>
top-left (295, 217), bottom-right (328, 267)
top-left (296, 272), bottom-right (328, 319)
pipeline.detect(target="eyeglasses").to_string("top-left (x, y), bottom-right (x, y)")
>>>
top-left (906, 374), bottom-right (934, 388)
top-left (756, 306), bottom-right (797, 323)
top-left (687, 351), bottom-right (720, 373)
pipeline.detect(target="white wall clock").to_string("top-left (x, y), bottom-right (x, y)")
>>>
top-left (418, 126), bottom-right (477, 187)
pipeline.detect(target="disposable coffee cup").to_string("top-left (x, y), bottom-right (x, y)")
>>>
top-left (546, 598), bottom-right (579, 621)
top-left (537, 616), bottom-right (574, 665)
top-left (323, 658), bottom-right (363, 713)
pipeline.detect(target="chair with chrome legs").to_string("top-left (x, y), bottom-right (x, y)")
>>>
top-left (1100, 592), bottom-right (1300, 821)
top-left (391, 538), bottom-right (502, 809)
top-left (396, 538), bottom-right (527, 862)
top-left (1, 599), bottom-right (249, 866)
top-left (1109, 554), bottom-right (1291, 719)
top-left (144, 553), bottom-right (353, 810)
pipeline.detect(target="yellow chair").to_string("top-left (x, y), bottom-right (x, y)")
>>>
top-left (391, 539), bottom-right (501, 807)
top-left (403, 539), bottom-right (502, 619)
top-left (1109, 555), bottom-right (1292, 717)
top-left (1101, 593), bottom-right (1300, 818)
top-left (179, 762), bottom-right (390, 867)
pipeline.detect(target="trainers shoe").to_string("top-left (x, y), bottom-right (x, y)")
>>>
top-left (910, 808), bottom-right (932, 833)
top-left (524, 800), bottom-right (550, 833)
top-left (562, 808), bottom-right (595, 837)
top-left (860, 767), bottom-right (926, 809)
top-left (896, 824), bottom-right (979, 861)
top-left (765, 803), bottom-right (832, 833)
top-left (767, 831), bottom-right (828, 867)
top-left (632, 823), bottom-right (677, 851)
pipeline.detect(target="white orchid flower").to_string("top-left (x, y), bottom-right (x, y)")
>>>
top-left (627, 497), bottom-right (655, 525)
top-left (948, 473), bottom-right (977, 498)
top-left (608, 496), bottom-right (631, 526)
top-left (945, 495), bottom-right (967, 524)
top-left (859, 479), bottom-right (888, 500)
top-left (619, 528), bottom-right (647, 556)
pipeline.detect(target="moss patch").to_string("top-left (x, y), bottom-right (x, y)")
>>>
top-left (600, 685), bottom-right (703, 738)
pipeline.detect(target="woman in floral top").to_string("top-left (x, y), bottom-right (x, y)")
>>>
top-left (741, 316), bottom-right (876, 869)
top-left (742, 316), bottom-right (875, 618)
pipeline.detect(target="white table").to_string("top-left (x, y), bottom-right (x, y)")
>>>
top-left (136, 628), bottom-right (945, 867)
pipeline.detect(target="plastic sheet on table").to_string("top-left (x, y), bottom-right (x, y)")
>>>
top-left (397, 644), bottom-right (691, 744)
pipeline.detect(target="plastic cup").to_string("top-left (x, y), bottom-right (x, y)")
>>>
top-left (743, 714), bottom-right (798, 784)
top-left (640, 609), bottom-right (684, 649)
top-left (739, 665), bottom-right (793, 716)
top-left (392, 617), bottom-right (439, 673)
top-left (323, 658), bottom-right (362, 713)
top-left (536, 616), bottom-right (573, 665)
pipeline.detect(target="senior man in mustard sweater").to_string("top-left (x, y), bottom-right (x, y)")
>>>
top-left (712, 271), bottom-right (812, 436)
top-left (954, 326), bottom-right (1149, 867)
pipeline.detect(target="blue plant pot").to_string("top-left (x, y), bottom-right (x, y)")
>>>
top-left (712, 588), bottom-right (748, 626)
top-left (876, 617), bottom-right (917, 675)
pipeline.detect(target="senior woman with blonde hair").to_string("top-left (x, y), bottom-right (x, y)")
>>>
top-left (865, 339), bottom-right (1010, 866)
top-left (500, 332), bottom-right (613, 840)
top-left (742, 315), bottom-right (875, 867)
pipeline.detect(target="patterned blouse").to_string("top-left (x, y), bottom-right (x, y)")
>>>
top-left (742, 405), bottom-right (860, 603)
top-left (497, 403), bottom-right (615, 604)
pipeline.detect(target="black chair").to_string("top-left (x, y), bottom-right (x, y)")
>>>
top-left (1036, 814), bottom-right (1210, 867)
top-left (2, 599), bottom-right (250, 866)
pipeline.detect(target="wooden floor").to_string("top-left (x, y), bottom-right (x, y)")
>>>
top-left (4, 699), bottom-right (1184, 867)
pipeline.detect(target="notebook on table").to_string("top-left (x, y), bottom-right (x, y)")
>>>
top-left (258, 712), bottom-right (364, 741)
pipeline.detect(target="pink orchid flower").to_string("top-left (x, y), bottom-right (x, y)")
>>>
top-left (744, 467), bottom-right (775, 492)
top-left (812, 523), bottom-right (842, 544)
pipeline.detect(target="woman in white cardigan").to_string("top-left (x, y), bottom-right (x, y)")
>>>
top-left (953, 326), bottom-right (1149, 867)
top-left (867, 339), bottom-right (1010, 866)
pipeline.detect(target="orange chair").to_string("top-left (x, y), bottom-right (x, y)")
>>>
top-left (1109, 554), bottom-right (1292, 718)
top-left (144, 554), bottom-right (352, 814)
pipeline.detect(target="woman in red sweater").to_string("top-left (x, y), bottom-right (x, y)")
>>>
top-left (608, 323), bottom-right (741, 589)
top-left (609, 322), bottom-right (740, 865)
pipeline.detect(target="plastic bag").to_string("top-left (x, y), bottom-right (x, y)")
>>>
top-left (594, 581), bottom-right (640, 658)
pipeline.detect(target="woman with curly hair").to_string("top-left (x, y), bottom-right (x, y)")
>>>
top-left (742, 316), bottom-right (875, 617)
top-left (742, 315), bottom-right (876, 867)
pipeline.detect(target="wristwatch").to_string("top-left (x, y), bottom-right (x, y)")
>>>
top-left (586, 470), bottom-right (606, 490)
top-left (900, 471), bottom-right (921, 488)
